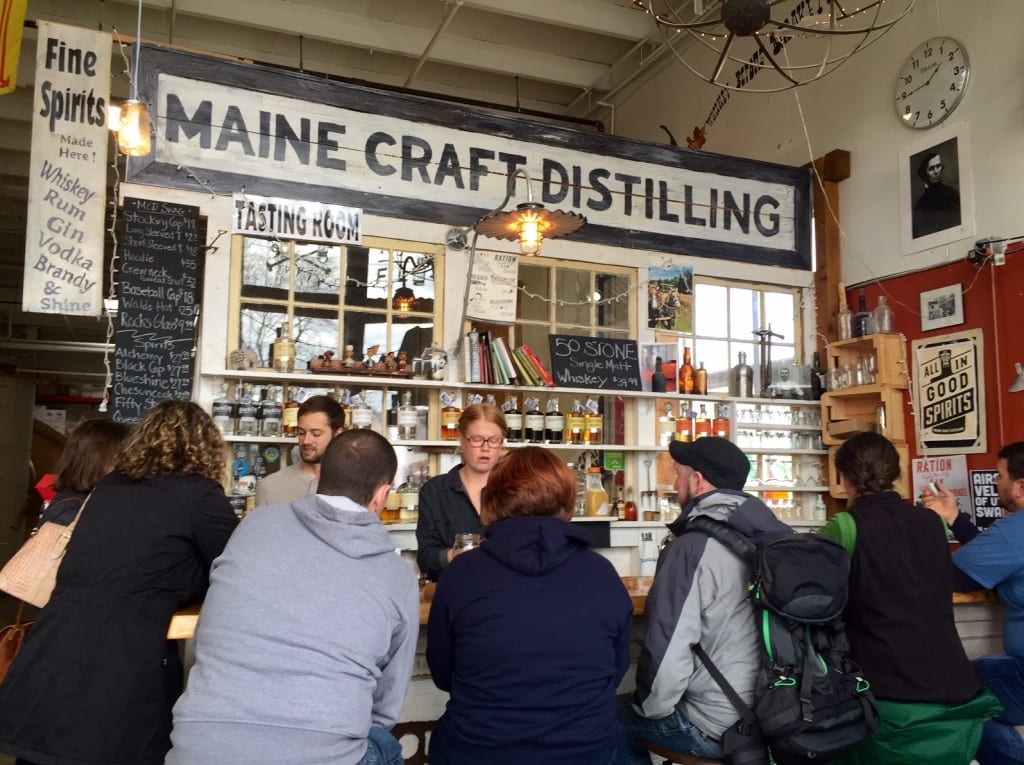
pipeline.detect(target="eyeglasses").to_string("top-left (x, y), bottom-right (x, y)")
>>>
top-left (465, 435), bottom-right (504, 448)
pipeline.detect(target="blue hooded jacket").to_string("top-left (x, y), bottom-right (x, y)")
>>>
top-left (426, 515), bottom-right (633, 764)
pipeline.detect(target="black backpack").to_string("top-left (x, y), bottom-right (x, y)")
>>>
top-left (686, 516), bottom-right (879, 765)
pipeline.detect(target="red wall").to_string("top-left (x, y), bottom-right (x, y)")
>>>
top-left (846, 243), bottom-right (1024, 473)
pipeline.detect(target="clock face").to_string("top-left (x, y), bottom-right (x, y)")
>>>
top-left (895, 37), bottom-right (969, 129)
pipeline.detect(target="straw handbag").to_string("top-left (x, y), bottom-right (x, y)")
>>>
top-left (0, 494), bottom-right (90, 609)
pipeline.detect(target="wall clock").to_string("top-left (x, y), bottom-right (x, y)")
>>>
top-left (895, 36), bottom-right (969, 129)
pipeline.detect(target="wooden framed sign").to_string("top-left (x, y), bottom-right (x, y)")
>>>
top-left (912, 329), bottom-right (986, 455)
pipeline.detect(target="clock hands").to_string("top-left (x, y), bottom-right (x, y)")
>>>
top-left (902, 60), bottom-right (943, 100)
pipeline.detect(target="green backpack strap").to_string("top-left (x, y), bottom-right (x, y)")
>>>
top-left (819, 511), bottom-right (857, 557)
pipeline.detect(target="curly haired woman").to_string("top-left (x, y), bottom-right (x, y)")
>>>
top-left (0, 400), bottom-right (239, 765)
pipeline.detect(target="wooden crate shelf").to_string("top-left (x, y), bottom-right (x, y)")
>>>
top-left (828, 443), bottom-right (910, 500)
top-left (826, 333), bottom-right (909, 390)
top-left (821, 384), bottom-right (907, 446)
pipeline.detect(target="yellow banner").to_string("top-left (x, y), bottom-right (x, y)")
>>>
top-left (0, 0), bottom-right (28, 95)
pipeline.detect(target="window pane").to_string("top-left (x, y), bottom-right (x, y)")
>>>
top-left (729, 288), bottom-right (757, 340)
top-left (519, 263), bottom-right (549, 322)
top-left (392, 252), bottom-right (435, 315)
top-left (694, 339), bottom-right (730, 393)
top-left (294, 244), bottom-right (341, 304)
top-left (394, 318), bottom-right (435, 359)
top-left (345, 246), bottom-right (386, 309)
top-left (240, 305), bottom-right (286, 366)
top-left (764, 291), bottom-right (796, 342)
top-left (555, 268), bottom-right (591, 327)
top-left (241, 238), bottom-right (289, 300)
top-left (695, 283), bottom-right (728, 338)
top-left (595, 272), bottom-right (630, 330)
top-left (343, 311), bottom-right (388, 362)
top-left (294, 307), bottom-right (340, 368)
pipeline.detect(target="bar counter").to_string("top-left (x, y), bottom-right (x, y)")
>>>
top-left (166, 579), bottom-right (996, 640)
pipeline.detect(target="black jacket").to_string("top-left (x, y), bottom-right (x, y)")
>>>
top-left (415, 465), bottom-right (482, 581)
top-left (0, 471), bottom-right (238, 765)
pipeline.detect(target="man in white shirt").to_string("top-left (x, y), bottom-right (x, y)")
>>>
top-left (256, 394), bottom-right (345, 506)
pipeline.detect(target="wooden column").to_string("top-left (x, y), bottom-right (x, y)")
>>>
top-left (805, 149), bottom-right (850, 356)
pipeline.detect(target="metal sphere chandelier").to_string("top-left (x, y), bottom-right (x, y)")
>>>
top-left (632, 0), bottom-right (916, 93)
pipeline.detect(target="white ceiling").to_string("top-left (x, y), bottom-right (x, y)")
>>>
top-left (2, 0), bottom-right (684, 355)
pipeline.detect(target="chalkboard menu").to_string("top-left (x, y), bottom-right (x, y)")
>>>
top-left (112, 198), bottom-right (200, 424)
top-left (548, 334), bottom-right (641, 391)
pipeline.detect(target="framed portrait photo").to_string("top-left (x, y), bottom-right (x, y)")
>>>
top-left (920, 283), bottom-right (965, 332)
top-left (899, 121), bottom-right (975, 256)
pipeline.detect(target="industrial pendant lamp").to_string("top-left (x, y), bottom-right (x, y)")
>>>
top-left (118, 0), bottom-right (152, 156)
top-left (473, 169), bottom-right (585, 256)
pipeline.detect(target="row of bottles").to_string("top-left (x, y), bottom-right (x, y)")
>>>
top-left (501, 395), bottom-right (603, 445)
top-left (651, 345), bottom-right (709, 395)
top-left (658, 402), bottom-right (730, 446)
top-left (213, 382), bottom-right (377, 437)
top-left (837, 287), bottom-right (897, 340)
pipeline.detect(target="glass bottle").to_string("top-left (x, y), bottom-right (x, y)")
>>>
top-left (212, 381), bottom-right (236, 436)
top-left (814, 494), bottom-right (828, 523)
top-left (440, 391), bottom-right (461, 441)
top-left (614, 486), bottom-right (626, 520)
top-left (810, 351), bottom-right (824, 401)
top-left (544, 398), bottom-right (564, 444)
top-left (694, 403), bottom-right (711, 439)
top-left (397, 391), bottom-right (418, 440)
top-left (712, 403), bottom-right (730, 439)
top-left (584, 398), bottom-right (603, 445)
top-left (852, 291), bottom-right (871, 338)
top-left (729, 352), bottom-right (754, 397)
top-left (837, 300), bottom-right (853, 341)
top-left (504, 395), bottom-right (523, 442)
top-left (694, 361), bottom-right (708, 396)
top-left (260, 385), bottom-right (283, 437)
top-left (679, 346), bottom-right (695, 394)
top-left (236, 383), bottom-right (258, 437)
top-left (623, 487), bottom-right (638, 522)
top-left (651, 356), bottom-right (667, 393)
top-left (524, 397), bottom-right (545, 443)
top-left (271, 320), bottom-right (296, 372)
top-left (873, 295), bottom-right (896, 334)
top-left (585, 467), bottom-right (610, 517)
top-left (658, 402), bottom-right (676, 447)
top-left (567, 399), bottom-right (586, 445)
top-left (675, 401), bottom-right (693, 442)
top-left (282, 387), bottom-right (301, 436)
top-left (349, 393), bottom-right (373, 430)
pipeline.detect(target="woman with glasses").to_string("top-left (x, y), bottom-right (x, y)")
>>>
top-left (416, 403), bottom-right (506, 581)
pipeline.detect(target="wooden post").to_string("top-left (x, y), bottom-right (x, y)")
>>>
top-left (805, 149), bottom-right (850, 357)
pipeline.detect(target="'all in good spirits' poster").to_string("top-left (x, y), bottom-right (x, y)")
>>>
top-left (912, 329), bottom-right (986, 455)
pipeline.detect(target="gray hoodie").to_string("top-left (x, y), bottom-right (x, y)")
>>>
top-left (633, 489), bottom-right (792, 739)
top-left (168, 494), bottom-right (420, 765)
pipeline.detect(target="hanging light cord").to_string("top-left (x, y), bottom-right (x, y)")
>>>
top-left (130, 0), bottom-right (142, 102)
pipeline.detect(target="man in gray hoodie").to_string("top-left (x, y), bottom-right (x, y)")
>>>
top-left (168, 429), bottom-right (419, 765)
top-left (620, 437), bottom-right (792, 763)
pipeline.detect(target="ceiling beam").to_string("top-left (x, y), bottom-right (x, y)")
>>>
top-left (460, 0), bottom-right (653, 40)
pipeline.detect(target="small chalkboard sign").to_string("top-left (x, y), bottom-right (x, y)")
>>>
top-left (112, 198), bottom-right (200, 424)
top-left (548, 334), bottom-right (641, 391)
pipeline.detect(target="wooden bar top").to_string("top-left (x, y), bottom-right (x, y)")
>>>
top-left (167, 578), bottom-right (996, 640)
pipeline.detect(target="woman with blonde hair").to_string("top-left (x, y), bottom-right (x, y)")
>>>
top-left (0, 400), bottom-right (238, 765)
top-left (426, 447), bottom-right (632, 764)
top-left (416, 403), bottom-right (507, 581)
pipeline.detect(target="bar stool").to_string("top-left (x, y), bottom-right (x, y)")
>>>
top-left (637, 740), bottom-right (724, 764)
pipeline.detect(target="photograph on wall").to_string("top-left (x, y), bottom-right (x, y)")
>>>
top-left (912, 329), bottom-right (986, 455)
top-left (899, 121), bottom-right (975, 255)
top-left (919, 283), bottom-right (965, 332)
top-left (646, 264), bottom-right (693, 333)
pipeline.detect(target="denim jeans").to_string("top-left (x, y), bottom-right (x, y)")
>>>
top-left (973, 654), bottom-right (1024, 765)
top-left (617, 693), bottom-right (724, 765)
top-left (357, 725), bottom-right (404, 765)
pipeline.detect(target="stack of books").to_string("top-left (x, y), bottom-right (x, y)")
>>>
top-left (463, 329), bottom-right (555, 386)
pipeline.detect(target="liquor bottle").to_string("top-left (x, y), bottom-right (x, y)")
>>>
top-left (544, 398), bottom-right (564, 444)
top-left (675, 401), bottom-right (693, 442)
top-left (679, 346), bottom-right (695, 394)
top-left (837, 282), bottom-right (853, 340)
top-left (504, 396), bottom-right (523, 442)
top-left (658, 402), bottom-right (676, 447)
top-left (440, 391), bottom-right (461, 441)
top-left (873, 295), bottom-right (896, 334)
top-left (623, 487), bottom-right (638, 522)
top-left (282, 387), bottom-right (301, 436)
top-left (236, 384), bottom-right (258, 437)
top-left (524, 397), bottom-right (545, 443)
top-left (852, 291), bottom-right (872, 337)
top-left (694, 403), bottom-right (711, 439)
top-left (349, 393), bottom-right (373, 430)
top-left (639, 532), bottom-right (657, 576)
top-left (729, 352), bottom-right (754, 397)
top-left (231, 444), bottom-right (255, 497)
top-left (260, 385), bottom-right (283, 437)
top-left (712, 403), bottom-right (730, 439)
top-left (396, 390), bottom-right (418, 440)
top-left (567, 399), bottom-right (586, 445)
top-left (212, 381), bottom-right (237, 435)
top-left (614, 486), bottom-right (626, 521)
top-left (271, 320), bottom-right (296, 372)
top-left (651, 356), bottom-right (667, 393)
top-left (584, 398), bottom-right (603, 445)
top-left (810, 352), bottom-right (825, 401)
top-left (694, 361), bottom-right (708, 396)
